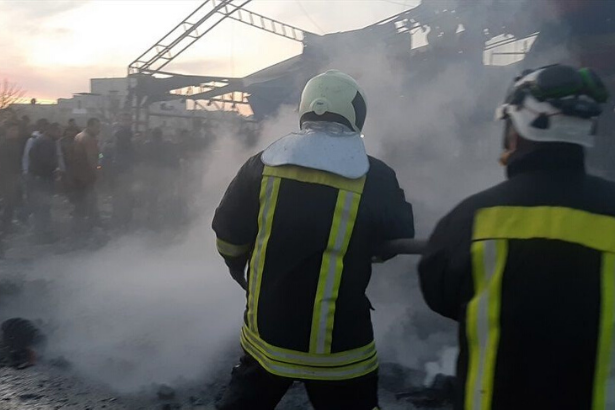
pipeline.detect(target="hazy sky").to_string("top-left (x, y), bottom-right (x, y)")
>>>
top-left (0, 0), bottom-right (420, 101)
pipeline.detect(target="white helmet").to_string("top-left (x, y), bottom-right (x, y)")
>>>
top-left (496, 65), bottom-right (609, 147)
top-left (299, 70), bottom-right (367, 133)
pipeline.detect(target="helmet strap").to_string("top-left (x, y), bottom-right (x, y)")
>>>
top-left (500, 120), bottom-right (518, 166)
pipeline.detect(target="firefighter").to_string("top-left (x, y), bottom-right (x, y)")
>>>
top-left (212, 70), bottom-right (414, 410)
top-left (418, 64), bottom-right (613, 410)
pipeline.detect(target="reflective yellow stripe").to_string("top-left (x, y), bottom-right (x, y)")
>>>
top-left (247, 176), bottom-right (281, 334)
top-left (241, 326), bottom-right (378, 381)
top-left (474, 206), bottom-right (615, 253)
top-left (465, 240), bottom-right (507, 410)
top-left (263, 165), bottom-right (366, 194)
top-left (216, 238), bottom-right (252, 258)
top-left (242, 325), bottom-right (376, 366)
top-left (310, 189), bottom-right (362, 354)
top-left (593, 253), bottom-right (615, 410)
top-left (465, 241), bottom-right (487, 410)
top-left (483, 240), bottom-right (507, 410)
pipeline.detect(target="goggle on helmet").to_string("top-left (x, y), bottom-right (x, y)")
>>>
top-left (497, 65), bottom-right (610, 130)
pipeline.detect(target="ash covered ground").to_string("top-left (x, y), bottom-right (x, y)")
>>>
top-left (0, 191), bottom-right (454, 410)
top-left (0, 261), bottom-right (451, 410)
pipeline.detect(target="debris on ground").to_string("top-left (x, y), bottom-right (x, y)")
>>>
top-left (1, 318), bottom-right (46, 370)
top-left (396, 373), bottom-right (456, 409)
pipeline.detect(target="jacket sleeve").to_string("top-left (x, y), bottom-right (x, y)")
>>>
top-left (212, 155), bottom-right (262, 272)
top-left (22, 138), bottom-right (34, 175)
top-left (418, 206), bottom-right (473, 321)
top-left (378, 165), bottom-right (415, 241)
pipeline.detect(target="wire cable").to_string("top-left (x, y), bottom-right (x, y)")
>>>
top-left (294, 0), bottom-right (325, 34)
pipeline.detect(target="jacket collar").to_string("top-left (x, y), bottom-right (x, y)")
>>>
top-left (506, 145), bottom-right (586, 179)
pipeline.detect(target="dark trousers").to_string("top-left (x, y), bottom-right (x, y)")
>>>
top-left (73, 184), bottom-right (99, 229)
top-left (111, 170), bottom-right (135, 228)
top-left (0, 177), bottom-right (22, 231)
top-left (31, 176), bottom-right (54, 235)
top-left (216, 354), bottom-right (380, 410)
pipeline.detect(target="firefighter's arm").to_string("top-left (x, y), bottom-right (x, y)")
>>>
top-left (418, 210), bottom-right (472, 321)
top-left (374, 166), bottom-right (415, 262)
top-left (212, 156), bottom-right (261, 289)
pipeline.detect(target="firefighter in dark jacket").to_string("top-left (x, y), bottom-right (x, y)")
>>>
top-left (212, 70), bottom-right (414, 410)
top-left (419, 65), bottom-right (614, 410)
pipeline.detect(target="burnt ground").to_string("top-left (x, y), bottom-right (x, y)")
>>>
top-left (0, 361), bottom-right (447, 410)
top-left (0, 196), bottom-right (452, 410)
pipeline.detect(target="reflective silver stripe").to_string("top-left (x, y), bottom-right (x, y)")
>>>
top-left (242, 326), bottom-right (376, 366)
top-left (245, 338), bottom-right (379, 380)
top-left (315, 191), bottom-right (354, 354)
top-left (471, 240), bottom-right (497, 410)
top-left (248, 176), bottom-right (275, 332)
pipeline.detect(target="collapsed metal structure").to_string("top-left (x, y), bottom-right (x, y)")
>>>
top-left (125, 0), bottom-right (538, 128)
top-left (126, 0), bottom-right (615, 174)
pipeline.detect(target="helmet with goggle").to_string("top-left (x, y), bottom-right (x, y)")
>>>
top-left (496, 64), bottom-right (610, 147)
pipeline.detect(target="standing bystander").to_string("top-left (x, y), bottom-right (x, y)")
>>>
top-left (28, 122), bottom-right (61, 242)
top-left (0, 120), bottom-right (25, 234)
top-left (73, 118), bottom-right (101, 230)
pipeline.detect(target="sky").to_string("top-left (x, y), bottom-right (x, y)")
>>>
top-left (0, 0), bottom-right (420, 102)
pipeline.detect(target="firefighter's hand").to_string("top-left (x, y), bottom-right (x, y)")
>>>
top-left (229, 268), bottom-right (248, 291)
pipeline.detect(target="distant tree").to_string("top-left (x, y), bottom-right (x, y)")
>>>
top-left (0, 79), bottom-right (26, 110)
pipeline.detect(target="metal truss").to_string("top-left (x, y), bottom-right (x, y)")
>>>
top-left (128, 0), bottom-right (252, 75)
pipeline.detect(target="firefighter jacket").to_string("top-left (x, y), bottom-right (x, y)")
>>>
top-left (419, 145), bottom-right (615, 410)
top-left (213, 152), bottom-right (414, 381)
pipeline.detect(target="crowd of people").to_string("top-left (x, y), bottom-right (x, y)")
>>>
top-left (0, 113), bottom-right (200, 248)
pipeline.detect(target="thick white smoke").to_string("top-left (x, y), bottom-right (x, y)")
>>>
top-left (0, 133), bottom-right (259, 391)
top-left (0, 0), bottom-right (575, 395)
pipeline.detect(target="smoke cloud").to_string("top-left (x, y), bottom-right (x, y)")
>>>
top-left (0, 134), bottom-right (257, 391)
top-left (0, 0), bottom-right (577, 395)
